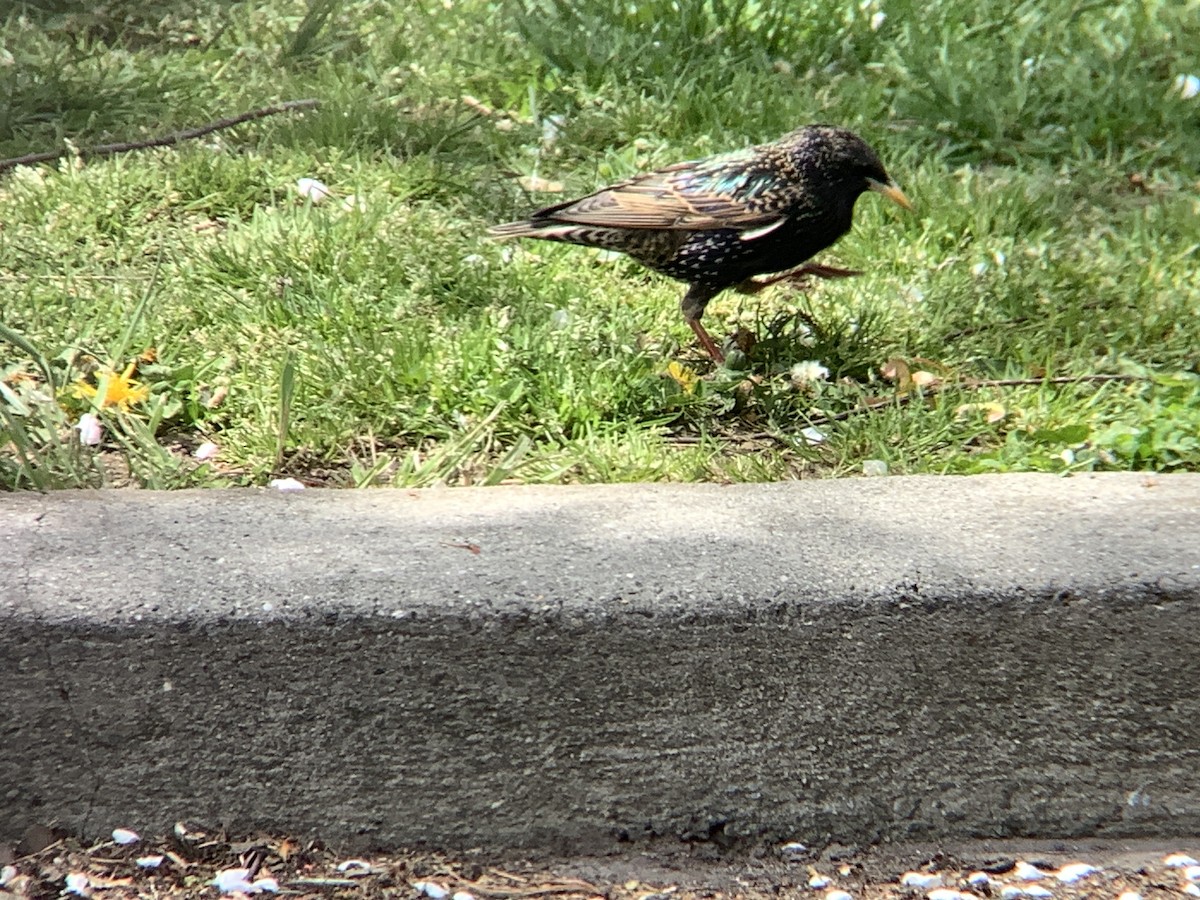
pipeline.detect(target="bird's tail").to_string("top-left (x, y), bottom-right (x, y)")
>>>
top-left (487, 220), bottom-right (541, 240)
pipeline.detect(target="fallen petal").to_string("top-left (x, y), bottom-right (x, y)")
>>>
top-left (336, 859), bottom-right (373, 874)
top-left (0, 866), bottom-right (15, 887)
top-left (900, 872), bottom-right (942, 888)
top-left (111, 827), bottom-right (139, 845)
top-left (136, 855), bottom-right (164, 869)
top-left (214, 868), bottom-right (256, 893)
top-left (1014, 861), bottom-right (1046, 880)
top-left (1175, 73), bottom-right (1200, 100)
top-left (76, 413), bottom-right (103, 446)
top-left (413, 881), bottom-right (450, 899)
top-left (1055, 862), bottom-right (1098, 882)
top-left (296, 177), bottom-right (332, 204)
top-left (269, 477), bottom-right (306, 492)
top-left (64, 872), bottom-right (91, 896)
top-left (1166, 855), bottom-right (1200, 868)
top-left (194, 441), bottom-right (219, 461)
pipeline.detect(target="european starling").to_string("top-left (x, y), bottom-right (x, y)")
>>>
top-left (490, 124), bottom-right (912, 363)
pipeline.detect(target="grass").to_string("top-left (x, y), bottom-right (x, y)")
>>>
top-left (1, 0), bottom-right (1199, 489)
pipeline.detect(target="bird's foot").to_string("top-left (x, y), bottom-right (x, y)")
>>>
top-left (688, 318), bottom-right (725, 365)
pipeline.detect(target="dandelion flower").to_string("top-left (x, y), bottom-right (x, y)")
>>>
top-left (73, 363), bottom-right (149, 410)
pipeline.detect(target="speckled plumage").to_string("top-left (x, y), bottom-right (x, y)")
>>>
top-left (491, 125), bottom-right (911, 363)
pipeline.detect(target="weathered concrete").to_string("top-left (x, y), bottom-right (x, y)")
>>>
top-left (2, 473), bottom-right (1199, 850)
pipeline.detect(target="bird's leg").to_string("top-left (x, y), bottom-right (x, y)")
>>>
top-left (681, 284), bottom-right (725, 364)
top-left (737, 262), bottom-right (863, 294)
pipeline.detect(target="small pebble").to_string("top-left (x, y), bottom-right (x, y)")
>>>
top-left (1166, 855), bottom-right (1200, 868)
top-left (862, 459), bottom-right (888, 477)
top-left (1054, 862), bottom-right (1098, 882)
top-left (112, 828), bottom-right (139, 845)
top-left (900, 872), bottom-right (943, 888)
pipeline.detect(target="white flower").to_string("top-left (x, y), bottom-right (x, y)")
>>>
top-left (869, 11), bottom-right (886, 29)
top-left (1175, 74), bottom-right (1200, 100)
top-left (269, 477), bottom-right (306, 492)
top-left (76, 413), bottom-right (102, 446)
top-left (296, 177), bottom-right (332, 204)
top-left (111, 827), bottom-right (139, 845)
top-left (790, 360), bottom-right (829, 384)
top-left (194, 441), bottom-right (219, 461)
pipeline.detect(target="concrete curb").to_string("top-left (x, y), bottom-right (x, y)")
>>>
top-left (3, 473), bottom-right (1200, 850)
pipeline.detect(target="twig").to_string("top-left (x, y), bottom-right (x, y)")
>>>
top-left (0, 99), bottom-right (320, 173)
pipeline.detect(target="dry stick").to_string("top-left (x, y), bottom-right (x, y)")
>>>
top-left (0, 99), bottom-right (320, 173)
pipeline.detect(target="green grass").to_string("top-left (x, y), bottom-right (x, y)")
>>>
top-left (2, 0), bottom-right (1199, 489)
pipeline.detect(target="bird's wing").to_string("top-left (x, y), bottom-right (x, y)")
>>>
top-left (531, 150), bottom-right (793, 233)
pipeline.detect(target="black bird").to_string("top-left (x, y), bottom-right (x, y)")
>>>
top-left (490, 125), bottom-right (912, 363)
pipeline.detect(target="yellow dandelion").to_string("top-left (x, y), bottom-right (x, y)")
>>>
top-left (665, 361), bottom-right (699, 394)
top-left (73, 362), bottom-right (150, 410)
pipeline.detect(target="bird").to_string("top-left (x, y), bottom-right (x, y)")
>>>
top-left (490, 124), bottom-right (912, 364)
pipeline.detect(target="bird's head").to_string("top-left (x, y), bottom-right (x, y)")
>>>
top-left (794, 125), bottom-right (913, 212)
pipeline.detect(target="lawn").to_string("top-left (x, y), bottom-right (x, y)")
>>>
top-left (2, 0), bottom-right (1198, 489)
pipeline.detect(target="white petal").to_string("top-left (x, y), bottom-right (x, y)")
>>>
top-left (1054, 862), bottom-right (1097, 882)
top-left (808, 873), bottom-right (831, 888)
top-left (252, 877), bottom-right (279, 892)
top-left (1014, 861), bottom-right (1045, 880)
top-left (966, 872), bottom-right (991, 886)
top-left (214, 868), bottom-right (256, 893)
top-left (800, 426), bottom-right (827, 445)
top-left (900, 872), bottom-right (942, 888)
top-left (269, 477), bottom-right (306, 492)
top-left (824, 891), bottom-right (853, 900)
top-left (76, 413), bottom-right (103, 446)
top-left (1176, 74), bottom-right (1200, 100)
top-left (194, 441), bottom-right (219, 460)
top-left (1000, 887), bottom-right (1025, 900)
top-left (870, 11), bottom-right (886, 29)
top-left (336, 859), bottom-right (373, 874)
top-left (1186, 866), bottom-right (1200, 882)
top-left (414, 881), bottom-right (450, 899)
top-left (1024, 887), bottom-right (1053, 899)
top-left (1183, 885), bottom-right (1200, 898)
top-left (1116, 892), bottom-right (1142, 900)
top-left (0, 866), bottom-right (15, 887)
top-left (65, 872), bottom-right (91, 896)
top-left (452, 892), bottom-right (476, 900)
top-left (112, 827), bottom-right (140, 845)
top-left (296, 177), bottom-right (332, 203)
top-left (928, 891), bottom-right (971, 900)
top-left (779, 841), bottom-right (807, 858)
top-left (136, 855), bottom-right (164, 868)
top-left (1166, 854), bottom-right (1200, 868)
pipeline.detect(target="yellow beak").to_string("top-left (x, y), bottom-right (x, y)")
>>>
top-left (868, 178), bottom-right (913, 212)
